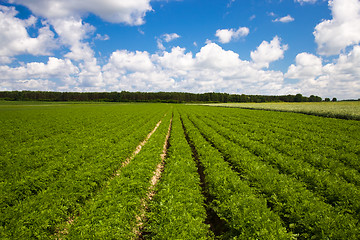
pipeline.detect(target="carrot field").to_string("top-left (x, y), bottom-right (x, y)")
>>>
top-left (1, 103), bottom-right (360, 239)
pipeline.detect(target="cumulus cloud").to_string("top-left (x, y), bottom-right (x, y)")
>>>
top-left (101, 42), bottom-right (285, 94)
top-left (285, 46), bottom-right (360, 98)
top-left (103, 50), bottom-right (174, 92)
top-left (153, 46), bottom-right (194, 73)
top-left (8, 0), bottom-right (155, 88)
top-left (2, 37), bottom-right (359, 99)
top-left (0, 79), bottom-right (56, 91)
top-left (78, 58), bottom-right (104, 88)
top-left (9, 0), bottom-right (152, 25)
top-left (250, 36), bottom-right (288, 68)
top-left (0, 57), bottom-right (79, 90)
top-left (314, 0), bottom-right (360, 56)
top-left (215, 27), bottom-right (249, 44)
top-left (2, 0), bottom-right (359, 99)
top-left (273, 15), bottom-right (295, 23)
top-left (0, 57), bottom-right (78, 80)
top-left (286, 52), bottom-right (323, 80)
top-left (0, 6), bottom-right (57, 63)
top-left (104, 50), bottom-right (154, 73)
top-left (50, 17), bottom-right (95, 61)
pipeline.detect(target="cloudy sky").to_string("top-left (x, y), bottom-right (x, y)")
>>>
top-left (0, 0), bottom-right (359, 99)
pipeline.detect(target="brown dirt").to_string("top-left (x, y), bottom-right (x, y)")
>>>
top-left (134, 117), bottom-right (173, 239)
top-left (116, 119), bottom-right (163, 174)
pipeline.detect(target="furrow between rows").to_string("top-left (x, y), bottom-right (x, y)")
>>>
top-left (185, 109), bottom-right (360, 239)
top-left (180, 110), bottom-right (293, 239)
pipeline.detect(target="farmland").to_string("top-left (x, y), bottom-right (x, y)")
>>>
top-left (203, 101), bottom-right (360, 120)
top-left (1, 102), bottom-right (360, 239)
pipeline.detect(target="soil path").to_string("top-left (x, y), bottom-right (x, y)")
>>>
top-left (134, 116), bottom-right (173, 239)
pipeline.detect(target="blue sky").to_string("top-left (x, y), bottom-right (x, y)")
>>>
top-left (0, 0), bottom-right (359, 99)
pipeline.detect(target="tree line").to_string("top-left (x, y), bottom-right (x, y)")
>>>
top-left (0, 91), bottom-right (324, 103)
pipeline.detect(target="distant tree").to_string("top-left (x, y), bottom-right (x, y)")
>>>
top-left (324, 98), bottom-right (331, 102)
top-left (332, 97), bottom-right (337, 102)
top-left (309, 95), bottom-right (322, 102)
top-left (294, 94), bottom-right (303, 102)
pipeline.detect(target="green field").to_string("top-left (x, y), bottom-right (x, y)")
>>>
top-left (1, 103), bottom-right (360, 239)
top-left (203, 101), bottom-right (360, 120)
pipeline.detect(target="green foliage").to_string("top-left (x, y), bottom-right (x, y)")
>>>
top-left (183, 105), bottom-right (360, 239)
top-left (195, 109), bottom-right (360, 218)
top-left (68, 113), bottom-right (172, 239)
top-left (0, 90), bottom-right (323, 103)
top-left (180, 109), bottom-right (294, 239)
top-left (1, 103), bottom-right (359, 239)
top-left (0, 104), bottom-right (170, 239)
top-left (145, 110), bottom-right (210, 239)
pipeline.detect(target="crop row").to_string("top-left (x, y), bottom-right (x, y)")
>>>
top-left (206, 106), bottom-right (360, 173)
top-left (2, 104), bottom-right (359, 239)
top-left (0, 104), bottom-right (169, 239)
top-left (144, 110), bottom-right (210, 239)
top-left (179, 109), bottom-right (293, 239)
top-left (192, 108), bottom-right (360, 218)
top-left (67, 111), bottom-right (172, 239)
top-left (182, 106), bottom-right (359, 239)
top-left (0, 106), bottom-right (163, 210)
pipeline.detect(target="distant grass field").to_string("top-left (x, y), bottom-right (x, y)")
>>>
top-left (203, 101), bottom-right (360, 120)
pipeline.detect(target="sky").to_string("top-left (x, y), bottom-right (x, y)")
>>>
top-left (0, 0), bottom-right (359, 100)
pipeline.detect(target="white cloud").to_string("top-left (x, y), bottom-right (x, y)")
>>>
top-left (195, 43), bottom-right (242, 69)
top-left (285, 45), bottom-right (360, 98)
top-left (162, 33), bottom-right (180, 42)
top-left (0, 57), bottom-right (79, 90)
top-left (157, 39), bottom-right (166, 51)
top-left (101, 42), bottom-right (286, 94)
top-left (273, 15), bottom-right (295, 23)
top-left (250, 36), bottom-right (288, 68)
top-left (314, 0), bottom-right (360, 56)
top-left (3, 38), bottom-right (359, 99)
top-left (154, 47), bottom-right (194, 72)
top-left (9, 0), bottom-right (152, 26)
top-left (2, 2), bottom-right (105, 89)
top-left (95, 34), bottom-right (110, 41)
top-left (2, 0), bottom-right (359, 100)
top-left (215, 27), bottom-right (249, 44)
top-left (156, 33), bottom-right (181, 50)
top-left (0, 79), bottom-right (56, 91)
top-left (78, 58), bottom-right (104, 87)
top-left (268, 12), bottom-right (276, 17)
top-left (8, 0), bottom-right (154, 89)
top-left (0, 6), bottom-right (57, 63)
top-left (104, 50), bottom-right (154, 73)
top-left (286, 52), bottom-right (323, 80)
top-left (295, 0), bottom-right (318, 4)
top-left (0, 57), bottom-right (78, 80)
